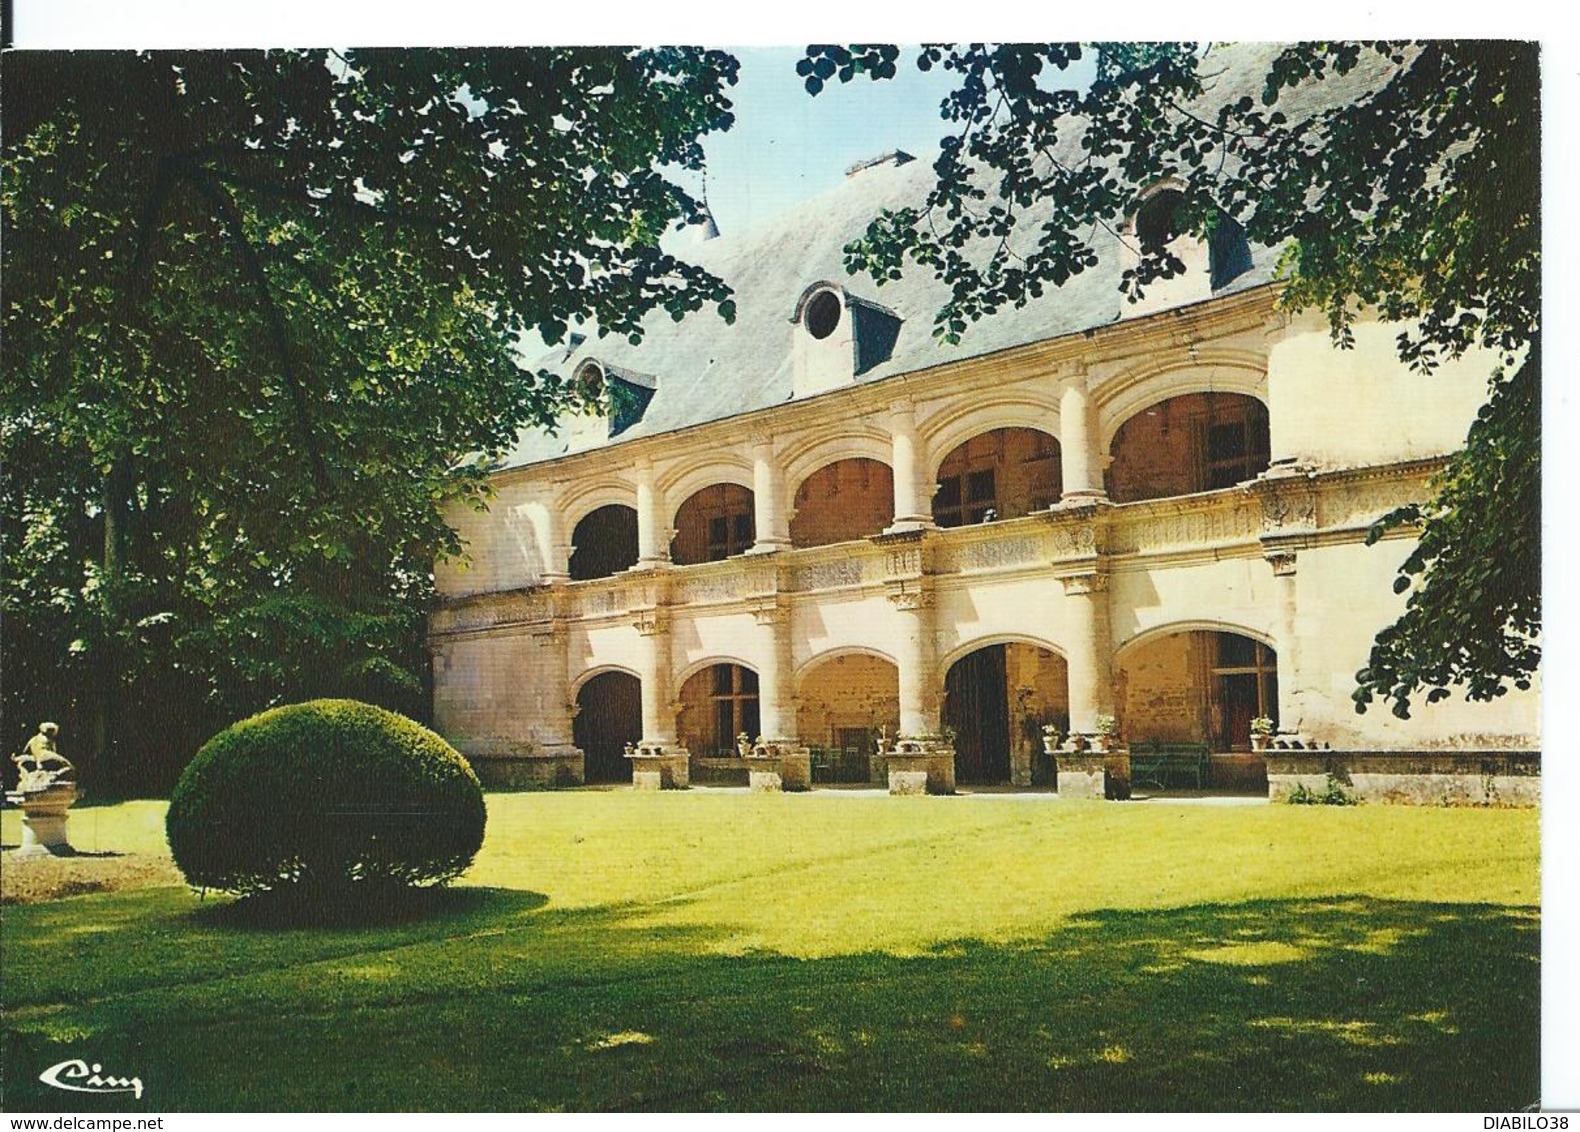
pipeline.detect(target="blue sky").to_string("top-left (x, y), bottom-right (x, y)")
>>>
top-left (689, 47), bottom-right (962, 237)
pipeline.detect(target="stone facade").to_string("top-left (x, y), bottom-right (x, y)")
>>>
top-left (429, 142), bottom-right (1539, 803)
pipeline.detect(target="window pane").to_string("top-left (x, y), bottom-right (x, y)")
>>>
top-left (738, 666), bottom-right (759, 694)
top-left (713, 665), bottom-right (733, 694)
top-left (743, 699), bottom-right (761, 740)
top-left (967, 469), bottom-right (996, 503)
top-left (935, 476), bottom-right (961, 508)
top-left (1207, 421), bottom-right (1246, 463)
top-left (1207, 463), bottom-right (1244, 490)
top-left (1217, 633), bottom-right (1258, 667)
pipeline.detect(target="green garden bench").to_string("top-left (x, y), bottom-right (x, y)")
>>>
top-left (1128, 741), bottom-right (1210, 790)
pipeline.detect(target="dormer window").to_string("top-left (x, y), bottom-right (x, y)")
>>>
top-left (571, 358), bottom-right (656, 439)
top-left (1136, 189), bottom-right (1186, 254)
top-left (575, 360), bottom-right (606, 401)
top-left (790, 282), bottom-right (902, 398)
top-left (804, 288), bottom-right (843, 340)
top-left (1123, 186), bottom-right (1253, 313)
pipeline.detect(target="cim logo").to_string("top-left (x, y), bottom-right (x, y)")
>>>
top-left (39, 1059), bottom-right (145, 1100)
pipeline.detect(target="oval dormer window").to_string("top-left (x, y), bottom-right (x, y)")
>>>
top-left (575, 360), bottom-right (605, 401)
top-left (1135, 188), bottom-right (1185, 253)
top-left (804, 289), bottom-right (843, 340)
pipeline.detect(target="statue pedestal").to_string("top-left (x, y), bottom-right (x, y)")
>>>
top-left (744, 740), bottom-right (812, 793)
top-left (7, 783), bottom-right (79, 858)
top-left (625, 743), bottom-right (690, 791)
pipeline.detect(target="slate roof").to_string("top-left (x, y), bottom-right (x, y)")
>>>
top-left (501, 42), bottom-right (1395, 470)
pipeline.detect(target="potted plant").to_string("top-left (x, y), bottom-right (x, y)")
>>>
top-left (1250, 716), bottom-right (1276, 752)
top-left (736, 732), bottom-right (753, 758)
top-left (1092, 714), bottom-right (1119, 754)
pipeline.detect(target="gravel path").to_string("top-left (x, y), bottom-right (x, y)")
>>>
top-left (1, 850), bottom-right (184, 904)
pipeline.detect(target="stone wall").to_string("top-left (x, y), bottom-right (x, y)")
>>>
top-left (1117, 631), bottom-right (1210, 744)
top-left (796, 653), bottom-right (899, 752)
top-left (790, 458), bottom-right (893, 547)
top-left (1004, 643), bottom-right (1069, 786)
top-left (1265, 751), bottom-right (1539, 806)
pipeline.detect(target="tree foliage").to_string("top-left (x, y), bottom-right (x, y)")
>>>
top-left (3, 48), bottom-right (737, 787)
top-left (802, 41), bottom-right (1539, 717)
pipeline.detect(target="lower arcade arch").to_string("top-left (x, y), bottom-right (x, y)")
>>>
top-left (573, 670), bottom-right (642, 783)
top-left (1116, 628), bottom-right (1276, 791)
top-left (796, 651), bottom-right (900, 783)
top-left (941, 641), bottom-right (1069, 786)
top-left (677, 662), bottom-right (760, 758)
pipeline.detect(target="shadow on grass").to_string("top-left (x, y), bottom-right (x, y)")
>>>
top-left (190, 881), bottom-right (545, 931)
top-left (3, 895), bottom-right (1540, 1112)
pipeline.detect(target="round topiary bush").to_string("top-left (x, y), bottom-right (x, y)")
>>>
top-left (167, 700), bottom-right (486, 899)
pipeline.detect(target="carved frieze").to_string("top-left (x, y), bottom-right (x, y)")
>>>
top-left (582, 584), bottom-right (630, 617)
top-left (1051, 519), bottom-right (1099, 558)
top-left (795, 558), bottom-right (865, 591)
top-left (741, 556), bottom-right (783, 600)
top-left (957, 534), bottom-right (1045, 572)
top-left (431, 588), bottom-right (552, 636)
top-left (1250, 469), bottom-right (1318, 532)
top-left (1314, 467), bottom-right (1436, 532)
top-left (1124, 497), bottom-right (1260, 552)
top-left (675, 573), bottom-right (737, 604)
top-left (870, 528), bottom-right (931, 583)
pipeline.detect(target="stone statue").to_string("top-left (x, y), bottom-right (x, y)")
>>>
top-left (13, 721), bottom-right (74, 793)
top-left (8, 722), bottom-right (79, 858)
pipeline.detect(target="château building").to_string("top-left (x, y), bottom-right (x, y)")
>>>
top-left (428, 49), bottom-right (1539, 802)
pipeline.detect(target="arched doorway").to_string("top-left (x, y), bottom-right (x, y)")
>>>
top-left (569, 504), bottom-right (638, 581)
top-left (1117, 628), bottom-right (1276, 792)
top-left (789, 458), bottom-right (894, 548)
top-left (574, 671), bottom-right (642, 784)
top-left (1107, 392), bottom-right (1269, 502)
top-left (932, 427), bottom-right (1061, 528)
top-left (672, 484), bottom-right (755, 565)
top-left (677, 663), bottom-right (761, 758)
top-left (797, 651), bottom-right (899, 783)
top-left (943, 642), bottom-right (1069, 786)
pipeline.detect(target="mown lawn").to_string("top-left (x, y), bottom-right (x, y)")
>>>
top-left (1, 793), bottom-right (1540, 1111)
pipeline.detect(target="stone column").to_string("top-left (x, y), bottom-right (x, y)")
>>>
top-left (755, 605), bottom-right (797, 740)
top-left (629, 609), bottom-right (688, 788)
top-left (1059, 381), bottom-right (1107, 502)
top-left (745, 604), bottom-right (811, 791)
top-left (749, 437), bottom-right (792, 553)
top-left (634, 459), bottom-right (669, 566)
top-left (1061, 571), bottom-right (1114, 735)
top-left (1268, 551), bottom-right (1302, 732)
top-left (887, 403), bottom-right (933, 531)
top-left (539, 499), bottom-right (571, 584)
top-left (529, 613), bottom-right (583, 784)
top-left (886, 586), bottom-right (954, 793)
